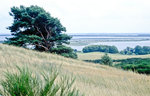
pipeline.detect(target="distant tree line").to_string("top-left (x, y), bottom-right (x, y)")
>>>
top-left (82, 45), bottom-right (150, 55)
top-left (120, 45), bottom-right (150, 55)
top-left (82, 45), bottom-right (119, 53)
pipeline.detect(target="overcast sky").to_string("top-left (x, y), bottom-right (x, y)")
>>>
top-left (0, 0), bottom-right (150, 34)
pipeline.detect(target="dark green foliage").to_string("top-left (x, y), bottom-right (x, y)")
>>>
top-left (84, 59), bottom-right (102, 64)
top-left (82, 45), bottom-right (119, 53)
top-left (5, 35), bottom-right (42, 47)
top-left (0, 66), bottom-right (83, 96)
top-left (143, 46), bottom-right (150, 54)
top-left (109, 46), bottom-right (119, 53)
top-left (120, 47), bottom-right (134, 55)
top-left (51, 45), bottom-right (77, 59)
top-left (120, 45), bottom-right (150, 55)
top-left (115, 58), bottom-right (150, 74)
top-left (134, 45), bottom-right (144, 55)
top-left (85, 58), bottom-right (150, 74)
top-left (4, 5), bottom-right (77, 58)
top-left (101, 53), bottom-right (113, 66)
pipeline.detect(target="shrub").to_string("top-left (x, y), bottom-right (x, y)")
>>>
top-left (0, 66), bottom-right (83, 96)
top-left (101, 53), bottom-right (113, 66)
top-left (115, 58), bottom-right (150, 74)
top-left (134, 45), bottom-right (144, 55)
top-left (51, 45), bottom-right (77, 59)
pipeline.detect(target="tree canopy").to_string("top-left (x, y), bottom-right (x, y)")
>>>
top-left (5, 5), bottom-right (77, 58)
top-left (120, 45), bottom-right (150, 55)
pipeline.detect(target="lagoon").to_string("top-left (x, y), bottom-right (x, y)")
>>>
top-left (70, 40), bottom-right (150, 51)
top-left (1, 34), bottom-right (150, 51)
top-left (69, 35), bottom-right (150, 51)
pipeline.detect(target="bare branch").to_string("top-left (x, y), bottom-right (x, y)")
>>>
top-left (44, 25), bottom-right (52, 39)
top-left (44, 25), bottom-right (50, 39)
top-left (35, 26), bottom-right (47, 43)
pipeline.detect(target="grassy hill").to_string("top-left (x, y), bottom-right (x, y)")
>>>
top-left (0, 44), bottom-right (150, 96)
top-left (77, 52), bottom-right (150, 60)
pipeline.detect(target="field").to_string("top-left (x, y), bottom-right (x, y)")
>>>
top-left (0, 44), bottom-right (150, 96)
top-left (77, 52), bottom-right (150, 60)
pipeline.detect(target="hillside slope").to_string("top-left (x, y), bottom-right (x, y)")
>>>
top-left (0, 44), bottom-right (150, 96)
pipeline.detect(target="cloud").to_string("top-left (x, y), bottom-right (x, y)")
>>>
top-left (0, 0), bottom-right (150, 33)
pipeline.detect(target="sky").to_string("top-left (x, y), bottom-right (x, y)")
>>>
top-left (0, 0), bottom-right (150, 34)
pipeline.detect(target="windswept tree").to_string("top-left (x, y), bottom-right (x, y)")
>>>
top-left (5, 5), bottom-right (77, 58)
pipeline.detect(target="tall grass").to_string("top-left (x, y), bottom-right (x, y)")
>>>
top-left (0, 66), bottom-right (83, 96)
top-left (77, 52), bottom-right (150, 60)
top-left (0, 44), bottom-right (150, 96)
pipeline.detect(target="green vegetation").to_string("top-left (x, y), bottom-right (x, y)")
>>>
top-left (85, 57), bottom-right (150, 75)
top-left (4, 5), bottom-right (77, 58)
top-left (82, 45), bottom-right (119, 53)
top-left (120, 45), bottom-right (150, 55)
top-left (101, 53), bottom-right (113, 66)
top-left (115, 58), bottom-right (150, 74)
top-left (77, 52), bottom-right (150, 61)
top-left (82, 45), bottom-right (150, 56)
top-left (1, 4), bottom-right (150, 96)
top-left (1, 44), bottom-right (150, 96)
top-left (52, 45), bottom-right (77, 59)
top-left (0, 66), bottom-right (83, 96)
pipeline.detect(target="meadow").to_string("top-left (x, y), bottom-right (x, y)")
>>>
top-left (0, 44), bottom-right (150, 96)
top-left (77, 52), bottom-right (150, 60)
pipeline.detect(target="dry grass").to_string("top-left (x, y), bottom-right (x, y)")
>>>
top-left (77, 52), bottom-right (150, 60)
top-left (0, 44), bottom-right (150, 96)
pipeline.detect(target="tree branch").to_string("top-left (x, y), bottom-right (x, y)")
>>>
top-left (44, 25), bottom-right (52, 39)
top-left (35, 43), bottom-right (49, 51)
top-left (35, 26), bottom-right (47, 43)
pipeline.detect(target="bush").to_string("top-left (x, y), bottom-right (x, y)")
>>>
top-left (101, 53), bottom-right (113, 66)
top-left (51, 45), bottom-right (77, 59)
top-left (115, 58), bottom-right (150, 74)
top-left (134, 45), bottom-right (144, 55)
top-left (0, 66), bottom-right (83, 96)
top-left (82, 45), bottom-right (119, 54)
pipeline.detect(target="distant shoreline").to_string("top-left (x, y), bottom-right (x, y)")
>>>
top-left (0, 34), bottom-right (11, 36)
top-left (1, 33), bottom-right (150, 37)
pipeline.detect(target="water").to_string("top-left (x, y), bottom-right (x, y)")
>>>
top-left (70, 35), bottom-right (150, 51)
top-left (95, 41), bottom-right (150, 50)
top-left (0, 35), bottom-right (12, 42)
top-left (70, 40), bottom-right (150, 51)
top-left (1, 34), bottom-right (150, 51)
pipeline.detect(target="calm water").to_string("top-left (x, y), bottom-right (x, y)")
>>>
top-left (1, 35), bottom-right (150, 51)
top-left (0, 35), bottom-right (12, 41)
top-left (70, 36), bottom-right (150, 51)
top-left (70, 40), bottom-right (150, 51)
